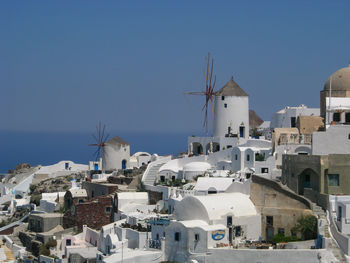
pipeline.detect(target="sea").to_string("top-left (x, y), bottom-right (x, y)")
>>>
top-left (0, 130), bottom-right (195, 173)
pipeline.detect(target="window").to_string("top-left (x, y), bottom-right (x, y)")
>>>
top-left (234, 226), bottom-right (242, 237)
top-left (195, 234), bottom-right (200, 241)
top-left (221, 96), bottom-right (225, 100)
top-left (348, 133), bottom-right (350, 140)
top-left (106, 207), bottom-right (111, 213)
top-left (333, 112), bottom-right (341, 122)
top-left (66, 239), bottom-right (71, 246)
top-left (79, 199), bottom-right (84, 204)
top-left (160, 176), bottom-right (165, 182)
top-left (261, 168), bottom-right (269, 173)
top-left (328, 174), bottom-right (339, 186)
top-left (266, 216), bottom-right (273, 226)
top-left (290, 117), bottom-right (296, 128)
top-left (346, 113), bottom-right (350, 123)
top-left (172, 176), bottom-right (175, 181)
top-left (235, 154), bottom-right (238, 160)
top-left (224, 103), bottom-right (227, 108)
top-left (174, 232), bottom-right (181, 241)
top-left (227, 145), bottom-right (232, 149)
top-left (278, 228), bottom-right (285, 235)
top-left (246, 154), bottom-right (250, 162)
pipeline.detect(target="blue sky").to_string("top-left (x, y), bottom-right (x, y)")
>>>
top-left (1, 1), bottom-right (350, 134)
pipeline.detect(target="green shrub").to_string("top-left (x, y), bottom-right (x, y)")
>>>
top-left (272, 233), bottom-right (300, 243)
top-left (30, 194), bottom-right (42, 206)
top-left (291, 214), bottom-right (318, 240)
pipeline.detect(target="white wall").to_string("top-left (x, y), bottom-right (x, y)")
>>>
top-left (213, 96), bottom-right (249, 138)
top-left (103, 144), bottom-right (130, 171)
top-left (312, 126), bottom-right (350, 155)
top-left (271, 106), bottom-right (320, 129)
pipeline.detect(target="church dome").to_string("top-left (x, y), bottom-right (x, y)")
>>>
top-left (324, 65), bottom-right (350, 91)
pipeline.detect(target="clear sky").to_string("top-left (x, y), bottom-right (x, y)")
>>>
top-left (2, 1), bottom-right (350, 134)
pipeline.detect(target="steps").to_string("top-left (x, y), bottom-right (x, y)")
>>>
top-left (142, 158), bottom-right (171, 186)
top-left (311, 203), bottom-right (347, 262)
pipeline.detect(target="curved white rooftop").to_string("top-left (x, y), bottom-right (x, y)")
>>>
top-left (174, 193), bottom-right (257, 223)
top-left (183, 162), bottom-right (211, 172)
top-left (132, 152), bottom-right (151, 157)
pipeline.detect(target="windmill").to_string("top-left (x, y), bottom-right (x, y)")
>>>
top-left (88, 122), bottom-right (110, 162)
top-left (185, 53), bottom-right (216, 135)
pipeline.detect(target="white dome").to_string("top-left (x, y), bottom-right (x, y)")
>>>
top-left (183, 162), bottom-right (211, 172)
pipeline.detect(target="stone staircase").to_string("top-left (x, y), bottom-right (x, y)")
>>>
top-left (311, 202), bottom-right (347, 262)
top-left (142, 158), bottom-right (170, 186)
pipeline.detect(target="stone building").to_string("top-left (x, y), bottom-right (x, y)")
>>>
top-left (250, 175), bottom-right (313, 241)
top-left (82, 181), bottom-right (118, 199)
top-left (28, 213), bottom-right (63, 233)
top-left (282, 154), bottom-right (350, 209)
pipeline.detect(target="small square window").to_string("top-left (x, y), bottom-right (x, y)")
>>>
top-left (195, 234), bottom-right (200, 241)
top-left (66, 239), bottom-right (71, 246)
top-left (174, 232), bottom-right (181, 241)
top-left (278, 228), bottom-right (285, 235)
top-left (106, 207), bottom-right (111, 213)
top-left (328, 174), bottom-right (339, 186)
top-left (261, 168), bottom-right (269, 173)
top-left (224, 103), bottom-right (227, 108)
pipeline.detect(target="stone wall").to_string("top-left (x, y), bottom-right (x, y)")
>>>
top-left (82, 181), bottom-right (118, 199)
top-left (251, 175), bottom-right (313, 240)
top-left (75, 195), bottom-right (113, 230)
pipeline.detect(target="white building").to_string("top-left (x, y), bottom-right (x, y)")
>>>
top-left (166, 193), bottom-right (261, 262)
top-left (129, 152), bottom-right (152, 168)
top-left (270, 105), bottom-right (320, 129)
top-left (188, 77), bottom-right (249, 157)
top-left (213, 77), bottom-right (249, 139)
top-left (102, 136), bottom-right (130, 171)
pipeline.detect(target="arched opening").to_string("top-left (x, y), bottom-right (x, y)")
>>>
top-left (205, 142), bottom-right (220, 154)
top-left (192, 142), bottom-right (203, 156)
top-left (122, 159), bottom-right (127, 170)
top-left (298, 168), bottom-right (319, 195)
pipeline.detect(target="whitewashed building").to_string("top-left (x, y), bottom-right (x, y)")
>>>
top-left (102, 136), bottom-right (130, 171)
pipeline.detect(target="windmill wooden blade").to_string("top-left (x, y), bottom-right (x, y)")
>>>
top-left (184, 91), bottom-right (206, 95)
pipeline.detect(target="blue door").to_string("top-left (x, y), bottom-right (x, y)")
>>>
top-left (239, 126), bottom-right (245, 138)
top-left (122, 160), bottom-right (127, 170)
top-left (94, 163), bottom-right (98, 171)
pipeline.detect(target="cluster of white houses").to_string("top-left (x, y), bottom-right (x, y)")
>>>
top-left (2, 65), bottom-right (350, 262)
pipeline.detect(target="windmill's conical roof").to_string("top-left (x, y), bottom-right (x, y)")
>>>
top-left (105, 136), bottom-right (129, 146)
top-left (215, 76), bottom-right (248, 97)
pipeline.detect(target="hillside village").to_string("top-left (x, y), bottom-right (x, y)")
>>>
top-left (2, 64), bottom-right (350, 263)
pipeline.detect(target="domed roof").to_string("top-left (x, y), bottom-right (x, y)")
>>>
top-left (183, 162), bottom-right (211, 171)
top-left (215, 76), bottom-right (248, 97)
top-left (324, 65), bottom-right (350, 91)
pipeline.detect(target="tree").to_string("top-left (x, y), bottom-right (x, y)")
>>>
top-left (291, 215), bottom-right (318, 240)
